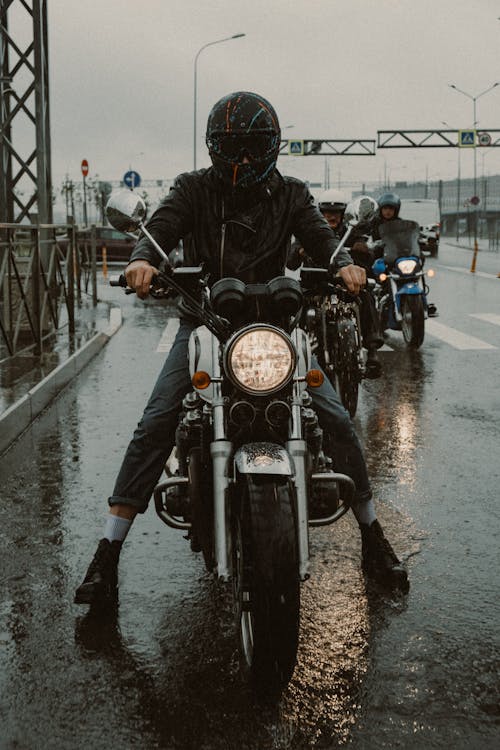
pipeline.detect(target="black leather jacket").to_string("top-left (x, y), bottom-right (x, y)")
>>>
top-left (130, 168), bottom-right (353, 284)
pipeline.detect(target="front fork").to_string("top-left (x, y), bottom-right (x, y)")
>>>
top-left (209, 343), bottom-right (232, 581)
top-left (390, 275), bottom-right (427, 321)
top-left (287, 382), bottom-right (311, 581)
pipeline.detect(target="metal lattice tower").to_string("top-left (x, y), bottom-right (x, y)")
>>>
top-left (0, 0), bottom-right (52, 224)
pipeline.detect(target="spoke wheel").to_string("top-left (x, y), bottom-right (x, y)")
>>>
top-left (232, 476), bottom-right (300, 696)
top-left (330, 320), bottom-right (361, 417)
top-left (401, 295), bottom-right (425, 348)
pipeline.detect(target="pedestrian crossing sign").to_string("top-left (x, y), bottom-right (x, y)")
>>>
top-left (289, 140), bottom-right (304, 155)
top-left (458, 130), bottom-right (476, 147)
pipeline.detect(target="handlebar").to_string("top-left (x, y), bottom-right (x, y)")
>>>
top-left (109, 273), bottom-right (172, 297)
top-left (110, 265), bottom-right (231, 339)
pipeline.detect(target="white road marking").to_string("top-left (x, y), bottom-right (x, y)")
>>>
top-left (470, 313), bottom-right (500, 327)
top-left (155, 319), bottom-right (180, 353)
top-left (438, 264), bottom-right (499, 281)
top-left (425, 320), bottom-right (496, 350)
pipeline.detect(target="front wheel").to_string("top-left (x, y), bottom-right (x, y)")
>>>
top-left (330, 319), bottom-right (361, 418)
top-left (232, 476), bottom-right (300, 696)
top-left (401, 295), bottom-right (425, 348)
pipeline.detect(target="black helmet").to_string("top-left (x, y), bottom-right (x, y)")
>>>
top-left (206, 91), bottom-right (281, 191)
top-left (377, 192), bottom-right (401, 217)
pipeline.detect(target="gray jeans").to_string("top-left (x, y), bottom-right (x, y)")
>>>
top-left (109, 322), bottom-right (372, 513)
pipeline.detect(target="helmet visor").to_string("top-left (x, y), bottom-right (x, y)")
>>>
top-left (208, 132), bottom-right (278, 162)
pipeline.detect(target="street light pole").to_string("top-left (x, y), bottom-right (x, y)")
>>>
top-left (193, 33), bottom-right (245, 171)
top-left (449, 82), bottom-right (499, 271)
top-left (442, 121), bottom-right (461, 241)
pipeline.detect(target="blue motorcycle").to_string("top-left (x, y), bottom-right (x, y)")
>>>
top-left (371, 219), bottom-right (434, 348)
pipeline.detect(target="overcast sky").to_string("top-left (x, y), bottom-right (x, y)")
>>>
top-left (42, 0), bottom-right (500, 194)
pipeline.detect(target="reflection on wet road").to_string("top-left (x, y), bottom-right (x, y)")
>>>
top-left (1, 245), bottom-right (499, 749)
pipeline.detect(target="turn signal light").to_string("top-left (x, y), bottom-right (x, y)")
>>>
top-left (305, 369), bottom-right (324, 388)
top-left (379, 273), bottom-right (387, 282)
top-left (427, 269), bottom-right (435, 278)
top-left (192, 370), bottom-right (211, 389)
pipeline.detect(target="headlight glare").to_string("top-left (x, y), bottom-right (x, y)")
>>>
top-left (396, 259), bottom-right (417, 275)
top-left (226, 327), bottom-right (295, 394)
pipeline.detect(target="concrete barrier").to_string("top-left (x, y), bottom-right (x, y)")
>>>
top-left (0, 308), bottom-right (122, 455)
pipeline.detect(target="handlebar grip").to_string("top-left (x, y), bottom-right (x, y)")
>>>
top-left (109, 274), bottom-right (127, 287)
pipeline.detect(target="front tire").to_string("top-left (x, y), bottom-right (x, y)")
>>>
top-left (401, 295), bottom-right (425, 348)
top-left (232, 476), bottom-right (300, 696)
top-left (330, 320), bottom-right (361, 417)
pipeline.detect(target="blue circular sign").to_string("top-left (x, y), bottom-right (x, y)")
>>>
top-left (123, 170), bottom-right (141, 188)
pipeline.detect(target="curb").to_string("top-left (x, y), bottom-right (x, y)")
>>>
top-left (0, 307), bottom-right (122, 455)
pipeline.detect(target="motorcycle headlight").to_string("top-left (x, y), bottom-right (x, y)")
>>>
top-left (225, 326), bottom-right (296, 395)
top-left (396, 259), bottom-right (418, 275)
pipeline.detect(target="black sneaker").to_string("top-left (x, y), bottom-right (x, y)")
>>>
top-left (360, 520), bottom-right (409, 591)
top-left (427, 303), bottom-right (438, 317)
top-left (74, 539), bottom-right (122, 605)
top-left (365, 349), bottom-right (382, 379)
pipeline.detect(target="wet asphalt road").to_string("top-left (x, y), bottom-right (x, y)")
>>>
top-left (0, 240), bottom-right (499, 749)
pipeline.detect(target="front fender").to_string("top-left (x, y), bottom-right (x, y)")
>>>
top-left (396, 281), bottom-right (422, 296)
top-left (234, 442), bottom-right (294, 476)
top-left (395, 282), bottom-right (423, 314)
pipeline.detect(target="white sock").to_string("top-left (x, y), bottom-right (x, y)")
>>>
top-left (103, 513), bottom-right (132, 543)
top-left (351, 499), bottom-right (377, 527)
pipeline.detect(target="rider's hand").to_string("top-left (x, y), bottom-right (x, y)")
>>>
top-left (337, 264), bottom-right (366, 295)
top-left (125, 260), bottom-right (159, 299)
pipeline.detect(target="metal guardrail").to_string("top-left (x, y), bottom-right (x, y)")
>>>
top-left (0, 221), bottom-right (98, 357)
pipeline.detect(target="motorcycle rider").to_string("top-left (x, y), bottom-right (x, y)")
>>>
top-left (372, 192), bottom-right (438, 316)
top-left (370, 192), bottom-right (402, 244)
top-left (75, 91), bottom-right (408, 606)
top-left (288, 189), bottom-right (383, 377)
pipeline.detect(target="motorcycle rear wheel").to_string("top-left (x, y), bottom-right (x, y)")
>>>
top-left (232, 476), bottom-right (300, 696)
top-left (401, 295), bottom-right (425, 348)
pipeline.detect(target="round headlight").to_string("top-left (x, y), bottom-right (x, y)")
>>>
top-left (226, 326), bottom-right (296, 395)
top-left (396, 259), bottom-right (417, 275)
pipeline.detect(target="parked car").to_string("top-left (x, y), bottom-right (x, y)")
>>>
top-left (57, 226), bottom-right (137, 263)
top-left (400, 199), bottom-right (440, 257)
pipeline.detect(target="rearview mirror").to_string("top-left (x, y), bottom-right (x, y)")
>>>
top-left (106, 190), bottom-right (147, 232)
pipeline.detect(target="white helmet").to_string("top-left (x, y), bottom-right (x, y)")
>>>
top-left (345, 195), bottom-right (378, 224)
top-left (318, 188), bottom-right (348, 214)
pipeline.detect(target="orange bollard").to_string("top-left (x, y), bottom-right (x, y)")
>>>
top-left (102, 246), bottom-right (108, 278)
top-left (470, 240), bottom-right (479, 273)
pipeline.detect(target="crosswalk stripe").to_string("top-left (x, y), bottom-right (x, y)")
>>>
top-left (470, 313), bottom-right (500, 327)
top-left (155, 319), bottom-right (180, 353)
top-left (425, 320), bottom-right (496, 350)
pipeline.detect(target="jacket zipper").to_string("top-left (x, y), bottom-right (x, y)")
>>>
top-left (220, 197), bottom-right (226, 278)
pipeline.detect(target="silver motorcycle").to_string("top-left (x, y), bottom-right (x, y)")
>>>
top-left (106, 190), bottom-right (355, 696)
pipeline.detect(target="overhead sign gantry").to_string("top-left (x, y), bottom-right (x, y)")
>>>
top-left (377, 129), bottom-right (500, 148)
top-left (280, 139), bottom-right (376, 156)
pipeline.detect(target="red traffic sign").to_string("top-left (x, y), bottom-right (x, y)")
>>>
top-left (81, 159), bottom-right (89, 177)
top-left (470, 196), bottom-right (480, 205)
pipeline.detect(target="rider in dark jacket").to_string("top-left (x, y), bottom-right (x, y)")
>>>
top-left (370, 191), bottom-right (401, 243)
top-left (75, 92), bottom-right (408, 606)
top-left (288, 190), bottom-right (383, 377)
